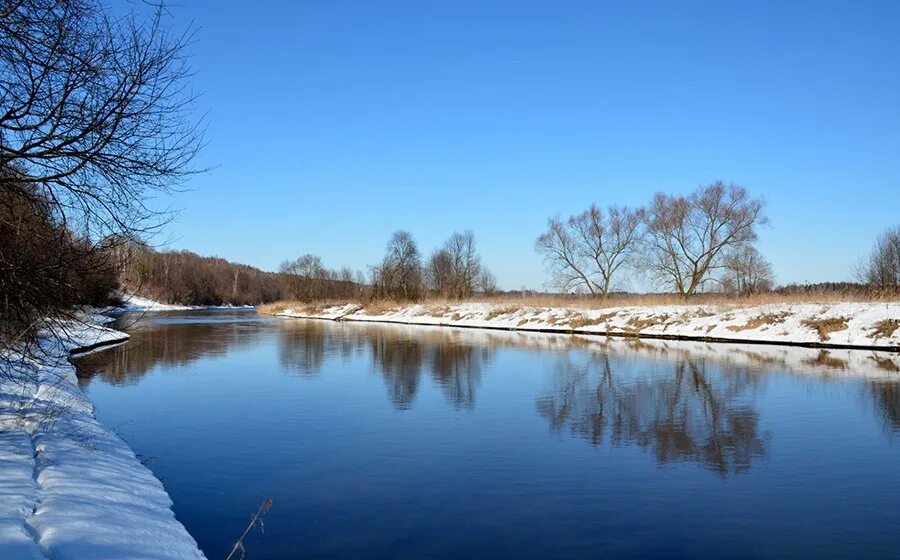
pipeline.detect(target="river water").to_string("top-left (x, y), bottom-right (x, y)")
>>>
top-left (74, 309), bottom-right (900, 559)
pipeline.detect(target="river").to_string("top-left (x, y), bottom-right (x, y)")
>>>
top-left (74, 309), bottom-right (900, 559)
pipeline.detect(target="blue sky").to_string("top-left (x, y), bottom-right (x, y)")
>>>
top-left (157, 0), bottom-right (899, 290)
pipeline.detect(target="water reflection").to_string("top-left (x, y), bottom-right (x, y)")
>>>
top-left (870, 382), bottom-right (900, 433)
top-left (76, 312), bottom-right (900, 452)
top-left (76, 310), bottom-right (267, 386)
top-left (369, 330), bottom-right (491, 409)
top-left (536, 353), bottom-right (769, 475)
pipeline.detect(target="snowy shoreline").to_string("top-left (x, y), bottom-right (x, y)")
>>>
top-left (108, 293), bottom-right (256, 313)
top-left (0, 318), bottom-right (206, 559)
top-left (268, 301), bottom-right (900, 352)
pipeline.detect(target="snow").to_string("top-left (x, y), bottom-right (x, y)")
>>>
top-left (274, 301), bottom-right (900, 351)
top-left (111, 294), bottom-right (199, 312)
top-left (0, 319), bottom-right (206, 559)
top-left (109, 294), bottom-right (255, 313)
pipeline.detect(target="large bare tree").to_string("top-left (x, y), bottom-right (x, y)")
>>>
top-left (0, 0), bottom-right (203, 239)
top-left (643, 182), bottom-right (767, 297)
top-left (535, 204), bottom-right (644, 297)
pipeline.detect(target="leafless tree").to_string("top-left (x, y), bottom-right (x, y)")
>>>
top-left (425, 230), bottom-right (493, 298)
top-left (476, 269), bottom-right (497, 295)
top-left (535, 205), bottom-right (644, 297)
top-left (642, 182), bottom-right (767, 298)
top-left (371, 231), bottom-right (424, 301)
top-left (722, 244), bottom-right (774, 296)
top-left (425, 248), bottom-right (454, 295)
top-left (279, 255), bottom-right (363, 302)
top-left (0, 0), bottom-right (203, 240)
top-left (280, 255), bottom-right (327, 302)
top-left (857, 225), bottom-right (900, 292)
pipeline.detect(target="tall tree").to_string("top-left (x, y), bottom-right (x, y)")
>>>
top-left (643, 182), bottom-right (767, 297)
top-left (535, 205), bottom-right (644, 297)
top-left (372, 231), bottom-right (424, 301)
top-left (426, 230), bottom-right (493, 298)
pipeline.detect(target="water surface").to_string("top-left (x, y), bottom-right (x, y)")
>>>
top-left (75, 310), bottom-right (900, 559)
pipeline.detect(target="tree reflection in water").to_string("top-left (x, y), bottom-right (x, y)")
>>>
top-left (370, 331), bottom-right (490, 410)
top-left (75, 311), bottom-right (268, 386)
top-left (279, 321), bottom-right (491, 409)
top-left (869, 381), bottom-right (900, 433)
top-left (536, 352), bottom-right (770, 476)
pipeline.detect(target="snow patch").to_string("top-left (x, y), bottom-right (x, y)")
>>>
top-left (0, 319), bottom-right (205, 559)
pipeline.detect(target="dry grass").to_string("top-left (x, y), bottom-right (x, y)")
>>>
top-left (483, 305), bottom-right (521, 321)
top-left (260, 290), bottom-right (898, 319)
top-left (568, 312), bottom-right (618, 330)
top-left (361, 299), bottom-right (404, 315)
top-left (802, 317), bottom-right (849, 341)
top-left (257, 300), bottom-right (341, 316)
top-left (625, 314), bottom-right (671, 332)
top-left (872, 319), bottom-right (900, 339)
top-left (726, 312), bottom-right (790, 332)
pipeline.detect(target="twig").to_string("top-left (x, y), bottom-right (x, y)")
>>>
top-left (225, 497), bottom-right (273, 560)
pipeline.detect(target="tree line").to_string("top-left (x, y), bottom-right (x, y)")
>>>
top-left (115, 243), bottom-right (285, 306)
top-left (279, 229), bottom-right (496, 303)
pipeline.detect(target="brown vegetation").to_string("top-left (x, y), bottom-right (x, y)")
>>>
top-left (483, 305), bottom-right (521, 321)
top-left (872, 319), bottom-right (900, 339)
top-left (802, 318), bottom-right (850, 341)
top-left (726, 313), bottom-right (790, 332)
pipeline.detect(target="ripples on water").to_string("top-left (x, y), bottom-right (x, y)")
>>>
top-left (75, 310), bottom-right (900, 559)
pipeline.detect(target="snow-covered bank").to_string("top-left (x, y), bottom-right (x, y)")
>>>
top-left (0, 320), bottom-right (206, 559)
top-left (107, 293), bottom-right (256, 314)
top-left (270, 301), bottom-right (900, 351)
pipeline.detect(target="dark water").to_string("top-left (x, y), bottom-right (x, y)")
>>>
top-left (74, 310), bottom-right (900, 559)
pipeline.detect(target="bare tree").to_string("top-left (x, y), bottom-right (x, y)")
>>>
top-left (643, 182), bottom-right (767, 298)
top-left (425, 230), bottom-right (492, 299)
top-left (476, 269), bottom-right (497, 295)
top-left (0, 0), bottom-right (203, 239)
top-left (535, 205), bottom-right (644, 297)
top-left (280, 254), bottom-right (327, 301)
top-left (722, 244), bottom-right (774, 296)
top-left (425, 248), bottom-right (454, 295)
top-left (371, 231), bottom-right (424, 301)
top-left (857, 225), bottom-right (900, 292)
top-left (1, 0), bottom-right (202, 357)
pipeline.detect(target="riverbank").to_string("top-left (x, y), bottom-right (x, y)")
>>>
top-left (0, 317), bottom-right (206, 559)
top-left (110, 293), bottom-right (256, 313)
top-left (262, 301), bottom-right (900, 351)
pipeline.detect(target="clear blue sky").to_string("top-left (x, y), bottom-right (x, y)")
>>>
top-left (157, 0), bottom-right (899, 290)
